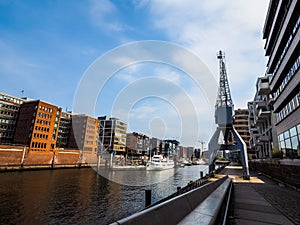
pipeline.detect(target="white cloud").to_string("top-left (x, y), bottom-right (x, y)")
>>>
top-left (148, 0), bottom-right (269, 109)
top-left (153, 67), bottom-right (182, 85)
top-left (89, 0), bottom-right (132, 32)
top-left (114, 63), bottom-right (182, 85)
top-left (129, 104), bottom-right (158, 120)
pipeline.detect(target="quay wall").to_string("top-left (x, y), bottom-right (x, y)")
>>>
top-left (0, 145), bottom-right (24, 165)
top-left (249, 160), bottom-right (300, 188)
top-left (55, 150), bottom-right (81, 165)
top-left (24, 151), bottom-right (53, 165)
top-left (0, 145), bottom-right (99, 171)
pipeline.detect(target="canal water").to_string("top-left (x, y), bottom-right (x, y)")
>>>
top-left (0, 165), bottom-right (208, 225)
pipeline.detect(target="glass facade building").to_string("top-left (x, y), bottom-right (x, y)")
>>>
top-left (263, 0), bottom-right (300, 159)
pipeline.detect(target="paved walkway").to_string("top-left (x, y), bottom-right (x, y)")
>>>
top-left (217, 165), bottom-right (300, 225)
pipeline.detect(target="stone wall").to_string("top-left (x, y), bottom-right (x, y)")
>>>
top-left (55, 150), bottom-right (81, 165)
top-left (249, 160), bottom-right (300, 188)
top-left (23, 151), bottom-right (53, 165)
top-left (0, 145), bottom-right (25, 165)
top-left (0, 145), bottom-right (84, 168)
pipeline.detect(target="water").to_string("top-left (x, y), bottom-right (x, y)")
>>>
top-left (0, 165), bottom-right (208, 225)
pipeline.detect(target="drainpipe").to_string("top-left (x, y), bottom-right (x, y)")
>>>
top-left (20, 146), bottom-right (26, 167)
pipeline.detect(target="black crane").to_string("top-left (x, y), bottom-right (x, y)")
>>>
top-left (208, 51), bottom-right (250, 180)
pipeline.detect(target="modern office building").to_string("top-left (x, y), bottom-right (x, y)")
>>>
top-left (0, 92), bottom-right (27, 144)
top-left (126, 132), bottom-right (150, 155)
top-left (150, 137), bottom-right (161, 155)
top-left (179, 146), bottom-right (188, 159)
top-left (263, 0), bottom-right (300, 158)
top-left (13, 100), bottom-right (61, 152)
top-left (98, 116), bottom-right (127, 155)
top-left (233, 109), bottom-right (252, 156)
top-left (68, 114), bottom-right (99, 154)
top-left (162, 140), bottom-right (180, 157)
top-left (186, 146), bottom-right (194, 159)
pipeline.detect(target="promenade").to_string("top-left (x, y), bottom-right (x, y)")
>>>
top-left (217, 165), bottom-right (300, 225)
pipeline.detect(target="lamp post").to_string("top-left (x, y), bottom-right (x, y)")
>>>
top-left (199, 140), bottom-right (205, 158)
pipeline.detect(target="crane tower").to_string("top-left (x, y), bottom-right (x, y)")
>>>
top-left (208, 51), bottom-right (250, 180)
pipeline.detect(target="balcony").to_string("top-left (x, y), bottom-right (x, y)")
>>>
top-left (250, 127), bottom-right (258, 132)
top-left (258, 135), bottom-right (270, 142)
top-left (255, 141), bottom-right (263, 146)
top-left (255, 100), bottom-right (268, 109)
top-left (253, 132), bottom-right (260, 137)
top-left (257, 77), bottom-right (270, 96)
top-left (258, 108), bottom-right (271, 119)
top-left (268, 97), bottom-right (274, 106)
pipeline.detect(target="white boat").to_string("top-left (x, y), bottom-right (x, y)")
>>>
top-left (192, 158), bottom-right (208, 165)
top-left (111, 165), bottom-right (146, 171)
top-left (180, 158), bottom-right (192, 166)
top-left (146, 155), bottom-right (174, 171)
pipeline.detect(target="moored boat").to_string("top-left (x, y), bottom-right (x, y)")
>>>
top-left (111, 165), bottom-right (146, 171)
top-left (192, 158), bottom-right (208, 165)
top-left (146, 155), bottom-right (174, 171)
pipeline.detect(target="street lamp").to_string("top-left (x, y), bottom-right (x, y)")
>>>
top-left (199, 140), bottom-right (205, 158)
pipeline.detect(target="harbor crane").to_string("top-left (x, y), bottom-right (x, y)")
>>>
top-left (208, 50), bottom-right (250, 180)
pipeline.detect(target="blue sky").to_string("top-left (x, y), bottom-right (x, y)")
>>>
top-left (0, 0), bottom-right (269, 147)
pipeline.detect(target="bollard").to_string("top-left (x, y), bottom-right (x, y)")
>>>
top-left (177, 186), bottom-right (181, 191)
top-left (200, 171), bottom-right (203, 179)
top-left (145, 189), bottom-right (152, 207)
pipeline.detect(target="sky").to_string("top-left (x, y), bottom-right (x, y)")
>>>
top-left (0, 0), bottom-right (270, 147)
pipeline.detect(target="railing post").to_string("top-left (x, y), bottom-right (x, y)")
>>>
top-left (145, 189), bottom-right (152, 207)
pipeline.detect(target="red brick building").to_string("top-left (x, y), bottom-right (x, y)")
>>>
top-left (13, 100), bottom-right (61, 152)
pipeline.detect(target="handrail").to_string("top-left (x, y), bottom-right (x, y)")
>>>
top-left (111, 176), bottom-right (230, 225)
top-left (222, 180), bottom-right (233, 225)
top-left (178, 177), bottom-right (232, 225)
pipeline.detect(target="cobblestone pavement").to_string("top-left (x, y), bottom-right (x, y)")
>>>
top-left (252, 182), bottom-right (300, 225)
top-left (219, 166), bottom-right (300, 224)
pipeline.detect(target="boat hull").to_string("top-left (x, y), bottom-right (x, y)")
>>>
top-left (111, 165), bottom-right (146, 171)
top-left (146, 162), bottom-right (174, 171)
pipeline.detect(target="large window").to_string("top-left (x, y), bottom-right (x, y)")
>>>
top-left (278, 123), bottom-right (300, 158)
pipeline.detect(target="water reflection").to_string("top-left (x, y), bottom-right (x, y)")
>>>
top-left (99, 167), bottom-right (177, 186)
top-left (0, 165), bottom-right (207, 224)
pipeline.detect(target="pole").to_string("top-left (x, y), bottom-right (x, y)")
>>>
top-left (97, 154), bottom-right (101, 172)
top-left (200, 171), bottom-right (203, 179)
top-left (145, 189), bottom-right (152, 207)
top-left (110, 152), bottom-right (113, 168)
top-left (199, 140), bottom-right (205, 158)
top-left (20, 146), bottom-right (26, 167)
top-left (97, 144), bottom-right (102, 172)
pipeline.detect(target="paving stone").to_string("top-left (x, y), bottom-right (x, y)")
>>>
top-left (219, 165), bottom-right (299, 225)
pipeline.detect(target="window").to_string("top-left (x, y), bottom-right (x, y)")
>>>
top-left (284, 130), bottom-right (290, 139)
top-left (290, 127), bottom-right (297, 137)
top-left (291, 136), bottom-right (298, 150)
top-left (278, 123), bottom-right (300, 158)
